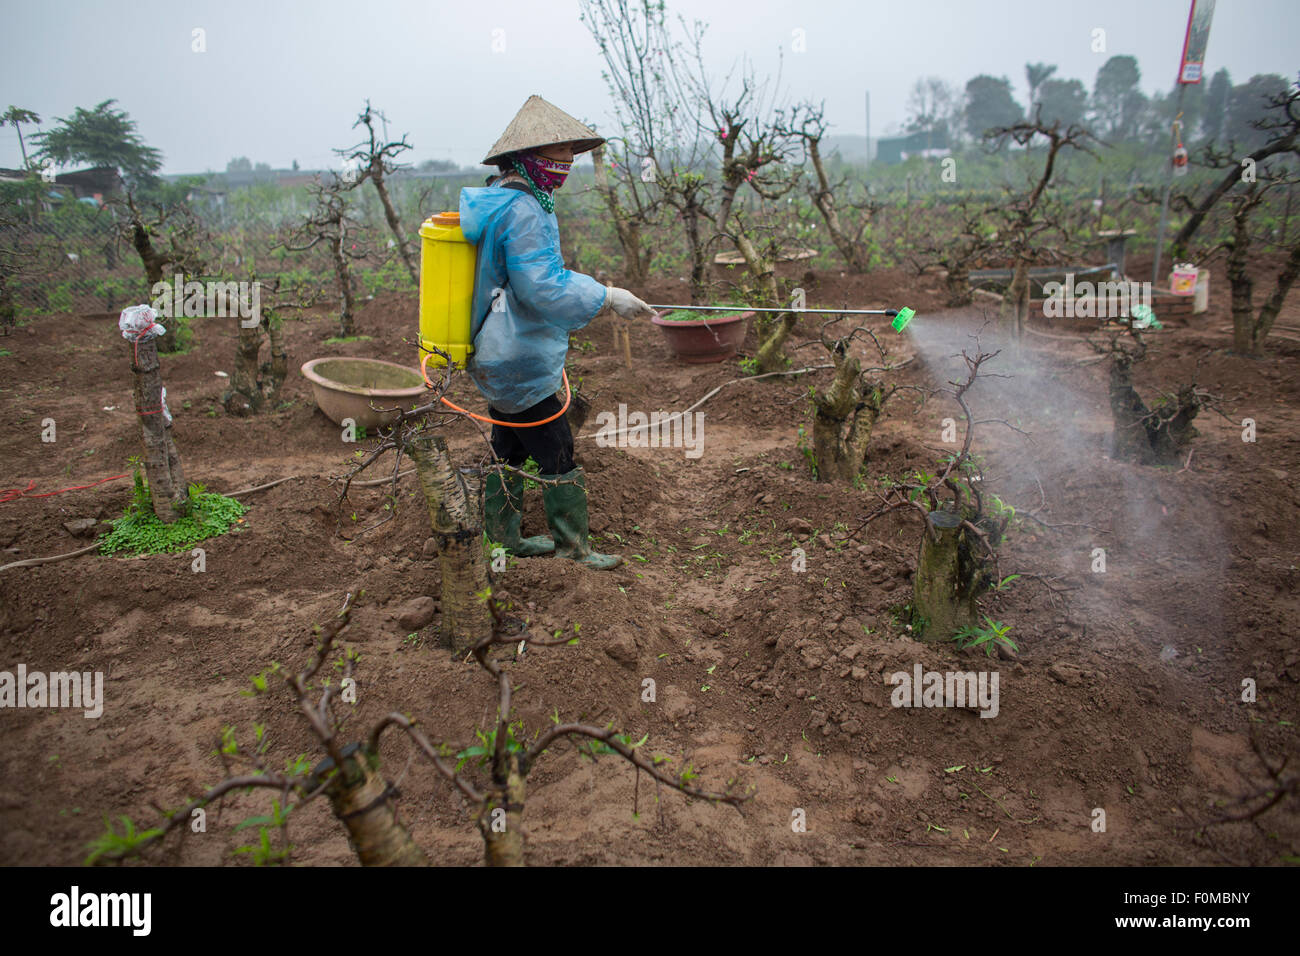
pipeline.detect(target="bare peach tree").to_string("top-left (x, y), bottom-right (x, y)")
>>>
top-left (1089, 320), bottom-right (1210, 466)
top-left (335, 100), bottom-right (418, 285)
top-left (795, 316), bottom-right (915, 483)
top-left (1169, 81), bottom-right (1300, 259)
top-left (330, 349), bottom-right (580, 651)
top-left (690, 69), bottom-right (807, 371)
top-left (1220, 173), bottom-right (1300, 356)
top-left (583, 0), bottom-right (819, 360)
top-left (776, 101), bottom-right (878, 275)
top-left (87, 592), bottom-right (749, 867)
top-left (579, 0), bottom-right (681, 286)
top-left (330, 348), bottom-right (495, 652)
top-left (222, 273), bottom-right (323, 416)
top-left (904, 196), bottom-right (1003, 307)
top-left (282, 174), bottom-right (376, 338)
top-left (985, 114), bottom-right (1097, 340)
top-left (104, 184), bottom-right (210, 352)
top-left (845, 343), bottom-right (1023, 642)
top-left (87, 596), bottom-right (429, 867)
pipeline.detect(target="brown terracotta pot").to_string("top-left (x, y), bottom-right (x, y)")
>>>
top-left (651, 310), bottom-right (751, 364)
top-left (300, 357), bottom-right (427, 429)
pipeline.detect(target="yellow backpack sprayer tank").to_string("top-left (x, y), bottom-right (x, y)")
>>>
top-left (415, 209), bottom-right (573, 428)
top-left (418, 211), bottom-right (475, 368)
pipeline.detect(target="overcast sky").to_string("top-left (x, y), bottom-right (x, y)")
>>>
top-left (2, 0), bottom-right (1297, 174)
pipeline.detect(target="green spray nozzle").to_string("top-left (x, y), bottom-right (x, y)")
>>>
top-left (891, 307), bottom-right (916, 332)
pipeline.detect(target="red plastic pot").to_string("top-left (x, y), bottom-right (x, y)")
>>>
top-left (651, 310), bottom-right (751, 364)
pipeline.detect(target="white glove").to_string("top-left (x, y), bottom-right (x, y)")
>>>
top-left (607, 287), bottom-right (655, 320)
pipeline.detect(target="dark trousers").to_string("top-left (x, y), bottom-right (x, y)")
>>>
top-left (489, 395), bottom-right (576, 474)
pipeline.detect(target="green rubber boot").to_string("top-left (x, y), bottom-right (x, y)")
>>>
top-left (541, 467), bottom-right (623, 570)
top-left (484, 469), bottom-right (554, 557)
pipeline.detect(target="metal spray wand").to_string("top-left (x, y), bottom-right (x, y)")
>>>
top-left (646, 304), bottom-right (917, 331)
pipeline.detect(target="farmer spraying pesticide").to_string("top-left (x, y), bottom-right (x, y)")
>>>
top-left (453, 95), bottom-right (655, 570)
top-left (419, 95), bottom-right (910, 568)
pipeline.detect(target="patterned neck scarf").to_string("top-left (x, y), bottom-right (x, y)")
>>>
top-left (510, 153), bottom-right (571, 213)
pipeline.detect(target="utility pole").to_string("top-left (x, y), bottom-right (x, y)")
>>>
top-left (1152, 82), bottom-right (1187, 286)
top-left (1154, 0), bottom-right (1217, 284)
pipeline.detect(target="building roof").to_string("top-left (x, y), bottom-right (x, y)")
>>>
top-left (53, 166), bottom-right (121, 192)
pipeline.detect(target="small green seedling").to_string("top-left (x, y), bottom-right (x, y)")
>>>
top-left (953, 617), bottom-right (1018, 657)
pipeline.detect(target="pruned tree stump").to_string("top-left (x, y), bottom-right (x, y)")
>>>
top-left (127, 323), bottom-right (188, 522)
top-left (912, 511), bottom-right (977, 641)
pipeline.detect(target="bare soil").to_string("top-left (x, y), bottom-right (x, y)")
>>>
top-left (1, 257), bottom-right (1297, 866)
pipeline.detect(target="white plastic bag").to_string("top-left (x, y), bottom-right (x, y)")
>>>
top-left (119, 304), bottom-right (165, 341)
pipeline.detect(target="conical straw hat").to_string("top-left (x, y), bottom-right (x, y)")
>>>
top-left (482, 95), bottom-right (605, 166)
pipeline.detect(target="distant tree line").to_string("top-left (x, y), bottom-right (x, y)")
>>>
top-left (904, 59), bottom-right (1294, 153)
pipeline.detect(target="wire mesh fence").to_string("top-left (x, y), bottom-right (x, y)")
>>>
top-left (1, 202), bottom-right (153, 318)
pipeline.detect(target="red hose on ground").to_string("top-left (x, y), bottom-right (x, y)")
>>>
top-left (419, 349), bottom-right (571, 428)
top-left (1, 473), bottom-right (130, 503)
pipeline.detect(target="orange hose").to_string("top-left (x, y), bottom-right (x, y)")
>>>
top-left (420, 349), bottom-right (571, 428)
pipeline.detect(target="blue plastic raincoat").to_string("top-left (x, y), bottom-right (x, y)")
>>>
top-left (458, 183), bottom-right (608, 413)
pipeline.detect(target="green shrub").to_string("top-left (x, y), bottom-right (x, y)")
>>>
top-left (100, 469), bottom-right (247, 555)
